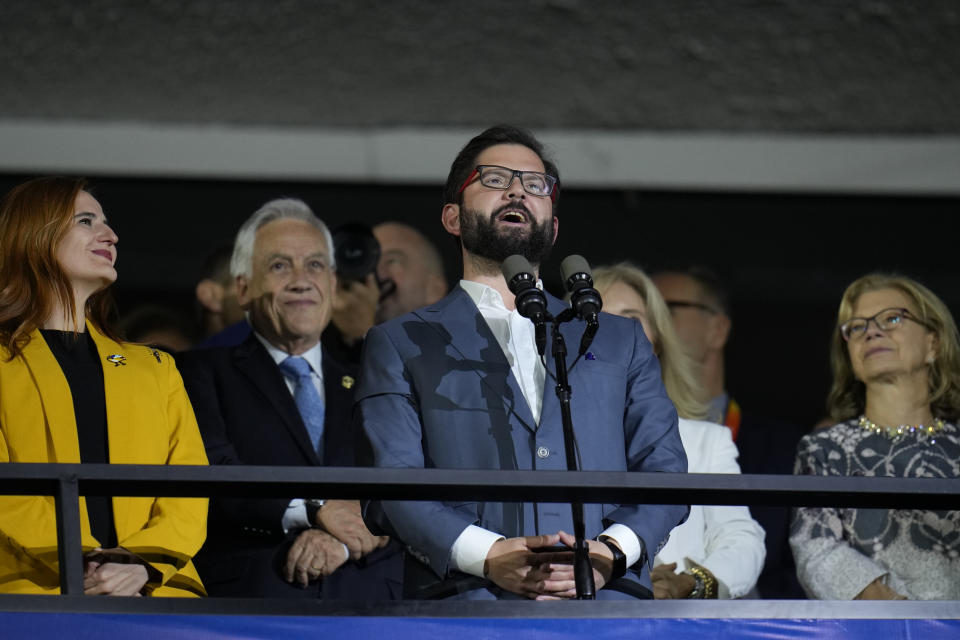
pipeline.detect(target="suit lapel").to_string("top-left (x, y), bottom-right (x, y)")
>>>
top-left (89, 323), bottom-right (137, 466)
top-left (418, 287), bottom-right (537, 434)
top-left (23, 326), bottom-right (99, 546)
top-left (232, 335), bottom-right (322, 465)
top-left (321, 350), bottom-right (355, 466)
top-left (88, 323), bottom-right (142, 540)
top-left (21, 331), bottom-right (81, 463)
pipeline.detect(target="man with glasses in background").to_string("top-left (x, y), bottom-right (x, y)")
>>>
top-left (651, 268), bottom-right (734, 430)
top-left (357, 125), bottom-right (687, 600)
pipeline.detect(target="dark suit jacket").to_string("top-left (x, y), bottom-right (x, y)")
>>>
top-left (177, 334), bottom-right (400, 600)
top-left (357, 287), bottom-right (688, 599)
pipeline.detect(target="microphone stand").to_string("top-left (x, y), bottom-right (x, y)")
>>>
top-left (550, 308), bottom-right (596, 599)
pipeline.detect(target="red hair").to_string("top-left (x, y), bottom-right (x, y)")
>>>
top-left (0, 177), bottom-right (119, 358)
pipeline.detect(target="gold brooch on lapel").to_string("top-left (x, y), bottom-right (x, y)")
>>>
top-left (341, 375), bottom-right (355, 389)
top-left (106, 354), bottom-right (127, 366)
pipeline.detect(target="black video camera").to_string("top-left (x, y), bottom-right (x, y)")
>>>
top-left (332, 223), bottom-right (380, 283)
top-left (331, 222), bottom-right (397, 300)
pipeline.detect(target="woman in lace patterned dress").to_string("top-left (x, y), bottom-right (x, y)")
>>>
top-left (790, 274), bottom-right (960, 600)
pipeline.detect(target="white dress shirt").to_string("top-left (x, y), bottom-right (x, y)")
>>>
top-left (449, 280), bottom-right (644, 578)
top-left (459, 279), bottom-right (545, 423)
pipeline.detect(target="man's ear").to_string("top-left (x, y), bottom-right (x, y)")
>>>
top-left (551, 214), bottom-right (559, 245)
top-left (235, 274), bottom-right (251, 310)
top-left (707, 313), bottom-right (732, 350)
top-left (441, 203), bottom-right (461, 236)
top-left (195, 279), bottom-right (224, 313)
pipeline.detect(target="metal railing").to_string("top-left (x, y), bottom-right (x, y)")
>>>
top-left (1, 462), bottom-right (957, 598)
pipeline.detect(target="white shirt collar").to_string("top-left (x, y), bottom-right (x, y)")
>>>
top-left (253, 331), bottom-right (324, 379)
top-left (459, 278), bottom-right (544, 311)
top-left (458, 277), bottom-right (545, 424)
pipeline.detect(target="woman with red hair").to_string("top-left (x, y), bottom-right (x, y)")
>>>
top-left (0, 177), bottom-right (208, 596)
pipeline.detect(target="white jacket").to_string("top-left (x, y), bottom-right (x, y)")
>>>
top-left (654, 418), bottom-right (766, 598)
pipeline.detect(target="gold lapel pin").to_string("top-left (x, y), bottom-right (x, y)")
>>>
top-left (106, 354), bottom-right (127, 366)
top-left (341, 375), bottom-right (354, 389)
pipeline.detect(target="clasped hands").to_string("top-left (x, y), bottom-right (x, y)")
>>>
top-left (83, 547), bottom-right (152, 596)
top-left (483, 531), bottom-right (616, 600)
top-left (284, 499), bottom-right (390, 587)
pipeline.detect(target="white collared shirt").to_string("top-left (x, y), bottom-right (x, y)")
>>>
top-left (448, 281), bottom-right (644, 578)
top-left (254, 332), bottom-right (325, 403)
top-left (459, 279), bottom-right (545, 424)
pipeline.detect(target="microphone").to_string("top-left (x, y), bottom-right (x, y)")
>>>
top-left (501, 254), bottom-right (549, 356)
top-left (560, 255), bottom-right (602, 355)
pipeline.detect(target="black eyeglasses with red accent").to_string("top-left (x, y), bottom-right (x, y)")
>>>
top-left (457, 165), bottom-right (559, 201)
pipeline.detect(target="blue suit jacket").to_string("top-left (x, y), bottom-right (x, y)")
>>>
top-left (356, 286), bottom-right (688, 596)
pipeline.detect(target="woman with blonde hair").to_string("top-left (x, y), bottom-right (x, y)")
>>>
top-left (593, 262), bottom-right (765, 599)
top-left (790, 273), bottom-right (960, 600)
top-left (0, 177), bottom-right (208, 596)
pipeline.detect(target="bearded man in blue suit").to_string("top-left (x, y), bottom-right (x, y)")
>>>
top-left (357, 126), bottom-right (688, 600)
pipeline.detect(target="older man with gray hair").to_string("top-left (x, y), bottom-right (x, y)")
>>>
top-left (178, 198), bottom-right (400, 600)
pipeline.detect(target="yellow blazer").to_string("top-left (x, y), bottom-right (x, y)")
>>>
top-left (0, 322), bottom-right (208, 596)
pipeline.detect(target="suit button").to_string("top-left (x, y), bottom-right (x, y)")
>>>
top-left (536, 446), bottom-right (549, 459)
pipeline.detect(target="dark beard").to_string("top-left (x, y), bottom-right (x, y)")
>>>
top-left (459, 203), bottom-right (554, 267)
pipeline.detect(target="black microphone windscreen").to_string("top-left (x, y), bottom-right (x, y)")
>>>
top-left (501, 254), bottom-right (535, 290)
top-left (560, 255), bottom-right (592, 289)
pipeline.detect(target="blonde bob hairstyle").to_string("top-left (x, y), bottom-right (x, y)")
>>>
top-left (827, 273), bottom-right (960, 422)
top-left (593, 262), bottom-right (709, 421)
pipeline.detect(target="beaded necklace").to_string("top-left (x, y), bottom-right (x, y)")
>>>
top-left (858, 414), bottom-right (946, 440)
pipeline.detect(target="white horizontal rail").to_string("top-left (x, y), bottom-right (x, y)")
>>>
top-left (1, 120), bottom-right (958, 195)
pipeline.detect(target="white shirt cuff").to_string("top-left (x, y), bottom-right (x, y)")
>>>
top-left (599, 523), bottom-right (644, 568)
top-left (283, 499), bottom-right (349, 562)
top-left (282, 499), bottom-right (310, 533)
top-left (450, 525), bottom-right (505, 578)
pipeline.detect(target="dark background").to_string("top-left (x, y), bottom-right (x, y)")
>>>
top-left (3, 173), bottom-right (955, 431)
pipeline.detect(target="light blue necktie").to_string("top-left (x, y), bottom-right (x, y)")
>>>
top-left (279, 356), bottom-right (325, 460)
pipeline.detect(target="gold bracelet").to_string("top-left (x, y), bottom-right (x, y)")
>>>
top-left (687, 564), bottom-right (717, 599)
top-left (685, 570), bottom-right (705, 598)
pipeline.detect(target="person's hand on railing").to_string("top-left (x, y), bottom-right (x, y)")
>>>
top-left (314, 499), bottom-right (390, 560)
top-left (83, 548), bottom-right (150, 596)
top-left (284, 529), bottom-right (349, 587)
top-left (482, 533), bottom-right (580, 599)
top-left (529, 530), bottom-right (615, 600)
